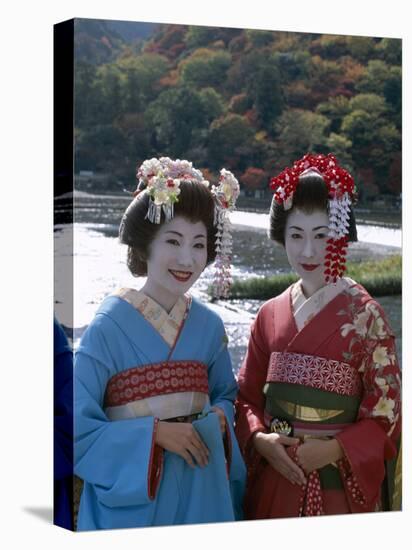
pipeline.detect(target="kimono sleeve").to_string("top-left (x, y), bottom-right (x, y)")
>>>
top-left (235, 307), bottom-right (270, 456)
top-left (74, 317), bottom-right (163, 508)
top-left (335, 301), bottom-right (401, 510)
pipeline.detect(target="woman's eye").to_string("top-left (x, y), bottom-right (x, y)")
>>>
top-left (166, 239), bottom-right (180, 246)
top-left (291, 233), bottom-right (302, 239)
top-left (315, 233), bottom-right (327, 239)
top-left (194, 243), bottom-right (205, 249)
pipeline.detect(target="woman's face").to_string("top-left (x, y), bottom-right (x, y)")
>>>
top-left (284, 208), bottom-right (330, 294)
top-left (143, 216), bottom-right (208, 310)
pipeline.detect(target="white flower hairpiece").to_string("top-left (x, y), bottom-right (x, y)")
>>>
top-left (134, 157), bottom-right (240, 299)
top-left (210, 169), bottom-right (240, 299)
top-left (136, 157), bottom-right (209, 223)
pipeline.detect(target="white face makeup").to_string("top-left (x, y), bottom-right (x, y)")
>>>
top-left (284, 208), bottom-right (330, 297)
top-left (142, 216), bottom-right (208, 311)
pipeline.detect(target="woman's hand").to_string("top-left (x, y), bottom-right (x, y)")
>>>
top-left (155, 421), bottom-right (209, 468)
top-left (295, 438), bottom-right (343, 474)
top-left (211, 406), bottom-right (226, 434)
top-left (253, 432), bottom-right (306, 486)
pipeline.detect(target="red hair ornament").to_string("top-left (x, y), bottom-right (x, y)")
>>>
top-left (270, 153), bottom-right (356, 284)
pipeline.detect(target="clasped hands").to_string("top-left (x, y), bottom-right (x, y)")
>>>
top-left (155, 406), bottom-right (226, 468)
top-left (253, 432), bottom-right (343, 486)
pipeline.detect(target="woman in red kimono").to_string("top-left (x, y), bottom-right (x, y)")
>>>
top-left (235, 153), bottom-right (401, 518)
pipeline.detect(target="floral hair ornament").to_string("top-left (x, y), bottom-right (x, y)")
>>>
top-left (269, 153), bottom-right (356, 283)
top-left (136, 157), bottom-right (208, 223)
top-left (134, 157), bottom-right (240, 298)
top-left (211, 168), bottom-right (240, 299)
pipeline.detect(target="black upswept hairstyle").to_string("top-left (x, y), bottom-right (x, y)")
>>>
top-left (119, 180), bottom-right (217, 277)
top-left (269, 172), bottom-right (358, 245)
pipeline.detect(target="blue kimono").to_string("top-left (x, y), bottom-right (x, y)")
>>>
top-left (74, 290), bottom-right (246, 530)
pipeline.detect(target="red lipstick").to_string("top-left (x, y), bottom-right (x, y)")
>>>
top-left (169, 269), bottom-right (192, 282)
top-left (300, 264), bottom-right (320, 272)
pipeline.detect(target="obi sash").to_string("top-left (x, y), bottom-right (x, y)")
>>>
top-left (104, 360), bottom-right (210, 421)
top-left (263, 350), bottom-right (363, 490)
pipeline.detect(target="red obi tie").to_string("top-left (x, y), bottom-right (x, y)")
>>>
top-left (290, 445), bottom-right (324, 516)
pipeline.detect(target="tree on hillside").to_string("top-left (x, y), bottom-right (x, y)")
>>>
top-left (309, 34), bottom-right (349, 59)
top-left (113, 112), bottom-right (152, 177)
top-left (75, 124), bottom-right (126, 174)
top-left (118, 53), bottom-right (169, 105)
top-left (185, 26), bottom-right (222, 49)
top-left (245, 29), bottom-right (274, 48)
top-left (387, 152), bottom-right (401, 195)
top-left (198, 87), bottom-right (226, 122)
top-left (354, 60), bottom-right (401, 128)
top-left (144, 24), bottom-right (187, 59)
top-left (341, 93), bottom-right (401, 192)
top-left (207, 114), bottom-right (255, 170)
top-left (240, 167), bottom-right (267, 191)
top-left (284, 81), bottom-right (313, 109)
top-left (339, 57), bottom-right (365, 96)
top-left (309, 56), bottom-right (344, 103)
top-left (179, 49), bottom-right (232, 88)
top-left (229, 93), bottom-right (253, 115)
top-left (383, 66), bottom-right (402, 115)
top-left (95, 64), bottom-right (124, 123)
top-left (275, 109), bottom-right (330, 159)
top-left (325, 133), bottom-right (353, 169)
top-left (234, 52), bottom-right (284, 131)
top-left (251, 57), bottom-right (284, 131)
top-left (185, 26), bottom-right (242, 50)
top-left (346, 36), bottom-right (377, 63)
top-left (145, 86), bottom-right (207, 157)
top-left (356, 60), bottom-right (392, 95)
top-left (377, 38), bottom-right (402, 65)
top-left (274, 51), bottom-right (311, 82)
top-left (75, 61), bottom-right (100, 127)
top-left (316, 96), bottom-right (350, 133)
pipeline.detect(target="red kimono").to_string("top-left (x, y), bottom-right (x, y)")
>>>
top-left (235, 281), bottom-right (401, 518)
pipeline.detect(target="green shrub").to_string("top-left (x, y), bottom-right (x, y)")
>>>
top-left (222, 255), bottom-right (401, 299)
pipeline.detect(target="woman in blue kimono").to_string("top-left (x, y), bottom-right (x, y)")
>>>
top-left (74, 157), bottom-right (246, 530)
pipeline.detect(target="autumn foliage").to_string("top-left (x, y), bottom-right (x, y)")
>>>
top-left (74, 21), bottom-right (401, 199)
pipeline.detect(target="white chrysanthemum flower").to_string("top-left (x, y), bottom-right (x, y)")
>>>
top-left (353, 311), bottom-right (370, 336)
top-left (372, 396), bottom-right (395, 422)
top-left (372, 345), bottom-right (391, 367)
top-left (153, 190), bottom-right (168, 205)
top-left (140, 158), bottom-right (162, 177)
top-left (368, 315), bottom-right (386, 339)
top-left (341, 322), bottom-right (355, 338)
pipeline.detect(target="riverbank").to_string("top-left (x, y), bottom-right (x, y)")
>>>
top-left (227, 255), bottom-right (401, 300)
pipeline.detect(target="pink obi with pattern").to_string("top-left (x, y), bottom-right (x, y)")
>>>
top-left (267, 351), bottom-right (362, 397)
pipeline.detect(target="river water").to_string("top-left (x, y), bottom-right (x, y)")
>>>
top-left (54, 193), bottom-right (402, 373)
